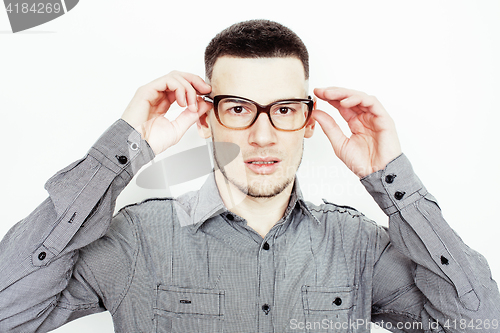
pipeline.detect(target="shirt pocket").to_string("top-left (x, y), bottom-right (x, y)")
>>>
top-left (154, 285), bottom-right (225, 333)
top-left (301, 285), bottom-right (357, 333)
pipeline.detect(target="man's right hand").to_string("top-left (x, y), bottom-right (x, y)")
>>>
top-left (121, 71), bottom-right (212, 155)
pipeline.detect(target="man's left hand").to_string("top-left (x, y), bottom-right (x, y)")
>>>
top-left (313, 87), bottom-right (402, 178)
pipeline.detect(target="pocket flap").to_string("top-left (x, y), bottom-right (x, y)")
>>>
top-left (156, 285), bottom-right (224, 316)
top-left (302, 285), bottom-right (355, 312)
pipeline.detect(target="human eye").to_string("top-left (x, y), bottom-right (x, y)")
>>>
top-left (220, 99), bottom-right (253, 115)
top-left (277, 106), bottom-right (293, 115)
top-left (272, 103), bottom-right (299, 116)
top-left (229, 105), bottom-right (248, 114)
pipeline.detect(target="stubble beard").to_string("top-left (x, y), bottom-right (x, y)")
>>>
top-left (213, 142), bottom-right (304, 198)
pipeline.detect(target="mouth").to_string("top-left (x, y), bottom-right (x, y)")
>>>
top-left (247, 161), bottom-right (278, 165)
top-left (244, 158), bottom-right (281, 174)
top-left (244, 157), bottom-right (281, 164)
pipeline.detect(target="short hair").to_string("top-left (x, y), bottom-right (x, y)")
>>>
top-left (204, 20), bottom-right (309, 81)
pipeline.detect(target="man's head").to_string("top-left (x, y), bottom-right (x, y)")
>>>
top-left (199, 20), bottom-right (315, 199)
top-left (204, 20), bottom-right (309, 82)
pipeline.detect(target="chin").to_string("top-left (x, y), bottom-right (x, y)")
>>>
top-left (245, 176), bottom-right (294, 198)
top-left (215, 151), bottom-right (297, 198)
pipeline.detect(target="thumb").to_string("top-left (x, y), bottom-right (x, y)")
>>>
top-left (312, 109), bottom-right (348, 157)
top-left (170, 99), bottom-right (212, 139)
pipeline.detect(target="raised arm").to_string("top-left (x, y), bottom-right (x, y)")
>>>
top-left (0, 72), bottom-right (211, 332)
top-left (313, 87), bottom-right (500, 332)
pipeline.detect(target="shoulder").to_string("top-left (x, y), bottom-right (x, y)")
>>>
top-left (307, 198), bottom-right (365, 218)
top-left (304, 198), bottom-right (370, 223)
top-left (117, 197), bottom-right (176, 223)
top-left (304, 198), bottom-right (386, 242)
top-left (303, 199), bottom-right (390, 263)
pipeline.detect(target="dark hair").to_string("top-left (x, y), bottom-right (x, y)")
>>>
top-left (204, 20), bottom-right (309, 81)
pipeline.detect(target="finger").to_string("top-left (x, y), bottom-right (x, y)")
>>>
top-left (315, 87), bottom-right (387, 117)
top-left (170, 96), bottom-right (212, 135)
top-left (170, 108), bottom-right (204, 139)
top-left (149, 95), bottom-right (171, 118)
top-left (132, 86), bottom-right (165, 109)
top-left (165, 90), bottom-right (177, 105)
top-left (326, 99), bottom-right (359, 123)
top-left (339, 94), bottom-right (363, 108)
top-left (172, 74), bottom-right (202, 112)
top-left (181, 73), bottom-right (212, 113)
top-left (140, 75), bottom-right (187, 107)
top-left (314, 87), bottom-right (355, 102)
top-left (340, 94), bottom-right (386, 116)
top-left (315, 87), bottom-right (362, 120)
top-left (173, 85), bottom-right (187, 108)
top-left (178, 72), bottom-right (212, 95)
top-left (197, 95), bottom-right (213, 114)
top-left (146, 72), bottom-right (207, 107)
top-left (312, 109), bottom-right (349, 157)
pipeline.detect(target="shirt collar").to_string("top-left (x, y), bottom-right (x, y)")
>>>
top-left (174, 172), bottom-right (321, 234)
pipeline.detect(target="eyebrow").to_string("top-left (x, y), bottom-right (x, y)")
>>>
top-left (268, 97), bottom-right (303, 104)
top-left (223, 98), bottom-right (254, 104)
top-left (229, 96), bottom-right (307, 105)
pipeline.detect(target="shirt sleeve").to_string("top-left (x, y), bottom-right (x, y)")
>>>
top-left (0, 119), bottom-right (155, 332)
top-left (361, 153), bottom-right (500, 332)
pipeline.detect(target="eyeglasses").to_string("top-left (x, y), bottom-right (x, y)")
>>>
top-left (202, 95), bottom-right (314, 131)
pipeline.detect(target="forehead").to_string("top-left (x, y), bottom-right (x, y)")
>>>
top-left (210, 56), bottom-right (308, 104)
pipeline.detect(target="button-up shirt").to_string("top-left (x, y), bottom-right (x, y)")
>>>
top-left (0, 119), bottom-right (499, 333)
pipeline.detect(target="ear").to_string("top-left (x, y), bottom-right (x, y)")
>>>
top-left (197, 109), bottom-right (212, 139)
top-left (303, 115), bottom-right (316, 138)
top-left (304, 98), bottom-right (316, 138)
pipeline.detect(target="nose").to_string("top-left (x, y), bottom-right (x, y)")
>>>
top-left (248, 113), bottom-right (277, 147)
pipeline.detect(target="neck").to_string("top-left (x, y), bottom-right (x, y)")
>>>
top-left (214, 170), bottom-right (294, 238)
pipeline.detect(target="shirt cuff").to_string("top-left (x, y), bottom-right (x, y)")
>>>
top-left (88, 119), bottom-right (155, 179)
top-left (38, 120), bottom-right (155, 262)
top-left (360, 154), bottom-right (427, 216)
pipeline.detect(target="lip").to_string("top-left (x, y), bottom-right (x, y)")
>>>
top-left (244, 157), bottom-right (281, 174)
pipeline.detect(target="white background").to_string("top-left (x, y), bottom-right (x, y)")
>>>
top-left (1, 1), bottom-right (499, 332)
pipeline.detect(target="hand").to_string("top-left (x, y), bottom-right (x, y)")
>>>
top-left (121, 71), bottom-right (212, 155)
top-left (312, 87), bottom-right (402, 178)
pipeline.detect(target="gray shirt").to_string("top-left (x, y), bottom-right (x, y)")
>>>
top-left (0, 119), bottom-right (499, 333)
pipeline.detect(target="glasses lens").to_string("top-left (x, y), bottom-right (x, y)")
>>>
top-left (270, 101), bottom-right (309, 130)
top-left (218, 98), bottom-right (258, 129)
top-left (216, 97), bottom-right (311, 130)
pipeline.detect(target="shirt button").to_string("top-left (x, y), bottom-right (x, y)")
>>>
top-left (333, 297), bottom-right (342, 306)
top-left (262, 242), bottom-right (270, 250)
top-left (226, 214), bottom-right (234, 221)
top-left (385, 174), bottom-right (396, 184)
top-left (38, 252), bottom-right (47, 261)
top-left (441, 256), bottom-right (449, 265)
top-left (394, 191), bottom-right (405, 200)
top-left (262, 304), bottom-right (270, 315)
top-left (117, 155), bottom-right (128, 164)
top-left (130, 142), bottom-right (139, 151)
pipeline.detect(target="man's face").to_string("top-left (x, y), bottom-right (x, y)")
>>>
top-left (201, 56), bottom-right (314, 198)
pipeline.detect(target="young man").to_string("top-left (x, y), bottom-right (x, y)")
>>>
top-left (0, 20), bottom-right (498, 332)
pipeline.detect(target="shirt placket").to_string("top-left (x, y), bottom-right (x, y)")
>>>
top-left (257, 233), bottom-right (276, 332)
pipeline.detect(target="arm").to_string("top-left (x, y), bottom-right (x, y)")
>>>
top-left (364, 154), bottom-right (500, 332)
top-left (0, 72), bottom-right (211, 332)
top-left (0, 120), bottom-right (154, 332)
top-left (313, 87), bottom-right (500, 331)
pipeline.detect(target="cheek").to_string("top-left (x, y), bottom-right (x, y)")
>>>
top-left (210, 123), bottom-right (245, 145)
top-left (284, 135), bottom-right (304, 156)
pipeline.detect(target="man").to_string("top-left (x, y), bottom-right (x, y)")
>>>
top-left (0, 19), bottom-right (498, 332)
